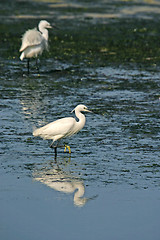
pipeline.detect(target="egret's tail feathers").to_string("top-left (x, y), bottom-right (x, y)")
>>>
top-left (20, 52), bottom-right (24, 61)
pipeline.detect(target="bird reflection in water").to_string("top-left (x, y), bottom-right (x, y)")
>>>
top-left (33, 159), bottom-right (95, 207)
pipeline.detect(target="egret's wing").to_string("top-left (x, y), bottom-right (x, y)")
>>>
top-left (33, 117), bottom-right (76, 140)
top-left (20, 28), bottom-right (43, 52)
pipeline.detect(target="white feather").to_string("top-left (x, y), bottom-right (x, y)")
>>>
top-left (19, 20), bottom-right (51, 60)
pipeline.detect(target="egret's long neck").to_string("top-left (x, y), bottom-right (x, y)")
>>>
top-left (39, 26), bottom-right (49, 41)
top-left (73, 183), bottom-right (87, 207)
top-left (74, 183), bottom-right (85, 198)
top-left (75, 109), bottom-right (86, 129)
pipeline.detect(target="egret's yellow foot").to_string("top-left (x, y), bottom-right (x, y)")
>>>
top-left (64, 145), bottom-right (71, 154)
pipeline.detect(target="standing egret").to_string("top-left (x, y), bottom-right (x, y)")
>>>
top-left (19, 20), bottom-right (52, 74)
top-left (33, 104), bottom-right (92, 156)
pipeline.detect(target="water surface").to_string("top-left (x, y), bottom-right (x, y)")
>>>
top-left (0, 1), bottom-right (160, 240)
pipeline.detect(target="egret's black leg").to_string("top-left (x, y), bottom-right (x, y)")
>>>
top-left (36, 58), bottom-right (39, 72)
top-left (27, 59), bottom-right (30, 74)
top-left (50, 141), bottom-right (59, 157)
top-left (49, 141), bottom-right (71, 156)
top-left (54, 154), bottom-right (57, 162)
top-left (54, 146), bottom-right (57, 157)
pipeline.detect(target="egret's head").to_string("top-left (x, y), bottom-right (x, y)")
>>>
top-left (72, 104), bottom-right (92, 113)
top-left (39, 20), bottom-right (52, 29)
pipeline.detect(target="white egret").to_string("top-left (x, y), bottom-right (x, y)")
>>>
top-left (33, 104), bottom-right (92, 156)
top-left (19, 20), bottom-right (52, 74)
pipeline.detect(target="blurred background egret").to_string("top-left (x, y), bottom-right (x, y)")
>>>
top-left (19, 20), bottom-right (52, 74)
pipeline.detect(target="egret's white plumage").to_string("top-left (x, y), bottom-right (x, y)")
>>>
top-left (19, 20), bottom-right (52, 73)
top-left (33, 104), bottom-right (92, 155)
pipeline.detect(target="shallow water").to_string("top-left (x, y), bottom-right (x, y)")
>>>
top-left (0, 1), bottom-right (160, 240)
